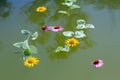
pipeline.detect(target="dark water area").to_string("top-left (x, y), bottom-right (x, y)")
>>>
top-left (0, 0), bottom-right (120, 80)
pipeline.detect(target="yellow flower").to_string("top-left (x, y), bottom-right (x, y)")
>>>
top-left (65, 38), bottom-right (79, 47)
top-left (36, 6), bottom-right (47, 12)
top-left (24, 57), bottom-right (39, 67)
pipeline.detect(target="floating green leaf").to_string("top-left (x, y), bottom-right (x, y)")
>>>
top-left (61, 45), bottom-right (70, 52)
top-left (58, 10), bottom-right (68, 14)
top-left (13, 41), bottom-right (23, 49)
top-left (55, 46), bottom-right (63, 52)
top-left (55, 45), bottom-right (70, 52)
top-left (21, 30), bottom-right (30, 35)
top-left (63, 30), bottom-right (86, 38)
top-left (77, 19), bottom-right (85, 25)
top-left (74, 31), bottom-right (86, 38)
top-left (62, 2), bottom-right (73, 6)
top-left (22, 40), bottom-right (30, 49)
top-left (63, 31), bottom-right (74, 37)
top-left (70, 4), bottom-right (80, 9)
top-left (76, 24), bottom-right (86, 29)
top-left (13, 40), bottom-right (29, 49)
top-left (76, 19), bottom-right (95, 29)
top-left (86, 24), bottom-right (95, 28)
top-left (23, 49), bottom-right (31, 56)
top-left (65, 0), bottom-right (77, 2)
top-left (31, 32), bottom-right (38, 40)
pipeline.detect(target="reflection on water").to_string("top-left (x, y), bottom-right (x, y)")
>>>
top-left (0, 0), bottom-right (12, 18)
top-left (0, 41), bottom-right (4, 52)
top-left (81, 0), bottom-right (120, 10)
top-left (37, 31), bottom-right (51, 44)
top-left (0, 0), bottom-right (120, 80)
top-left (79, 37), bottom-right (95, 49)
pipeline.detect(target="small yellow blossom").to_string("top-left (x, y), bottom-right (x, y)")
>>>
top-left (24, 57), bottom-right (39, 67)
top-left (36, 6), bottom-right (47, 12)
top-left (65, 38), bottom-right (79, 47)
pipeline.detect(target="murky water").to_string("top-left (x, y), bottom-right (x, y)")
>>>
top-left (0, 0), bottom-right (120, 80)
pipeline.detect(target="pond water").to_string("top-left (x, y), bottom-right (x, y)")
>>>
top-left (0, 0), bottom-right (120, 80)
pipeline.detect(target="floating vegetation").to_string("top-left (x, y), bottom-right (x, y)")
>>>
top-left (13, 1), bottom-right (104, 69)
top-left (13, 30), bottom-right (39, 67)
top-left (55, 45), bottom-right (70, 52)
top-left (63, 30), bottom-right (86, 38)
top-left (76, 19), bottom-right (95, 29)
top-left (58, 0), bottom-right (80, 15)
top-left (55, 18), bottom-right (94, 52)
top-left (36, 6), bottom-right (47, 12)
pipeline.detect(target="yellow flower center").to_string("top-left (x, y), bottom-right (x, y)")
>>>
top-left (69, 40), bottom-right (74, 44)
top-left (28, 59), bottom-right (34, 64)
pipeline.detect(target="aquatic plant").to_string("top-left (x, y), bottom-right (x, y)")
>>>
top-left (55, 45), bottom-right (70, 52)
top-left (58, 0), bottom-right (80, 15)
top-left (63, 30), bottom-right (86, 38)
top-left (12, 1), bottom-right (104, 69)
top-left (76, 19), bottom-right (95, 29)
top-left (13, 30), bottom-right (38, 60)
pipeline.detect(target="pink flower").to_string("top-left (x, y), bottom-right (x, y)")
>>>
top-left (41, 26), bottom-right (52, 31)
top-left (91, 59), bottom-right (104, 68)
top-left (51, 25), bottom-right (63, 32)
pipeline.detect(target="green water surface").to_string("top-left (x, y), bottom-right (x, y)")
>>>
top-left (0, 0), bottom-right (120, 80)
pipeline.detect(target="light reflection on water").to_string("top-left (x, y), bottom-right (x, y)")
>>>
top-left (0, 0), bottom-right (120, 80)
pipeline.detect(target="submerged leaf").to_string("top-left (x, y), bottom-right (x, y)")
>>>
top-left (29, 45), bottom-right (38, 54)
top-left (31, 32), bottom-right (38, 40)
top-left (21, 30), bottom-right (30, 35)
top-left (63, 31), bottom-right (74, 37)
top-left (58, 10), bottom-right (68, 14)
